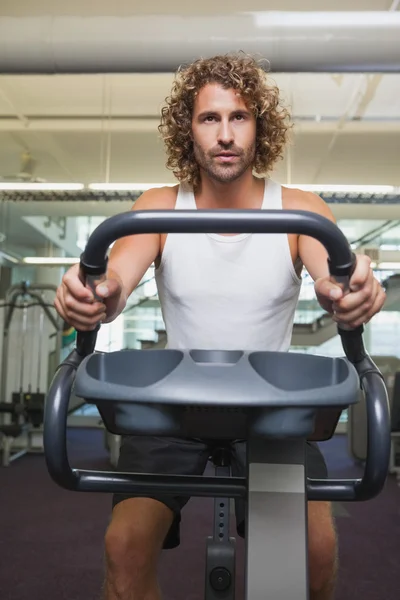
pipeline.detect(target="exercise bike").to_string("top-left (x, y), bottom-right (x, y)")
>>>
top-left (44, 208), bottom-right (391, 600)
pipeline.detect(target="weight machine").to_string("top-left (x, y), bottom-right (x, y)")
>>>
top-left (0, 281), bottom-right (62, 466)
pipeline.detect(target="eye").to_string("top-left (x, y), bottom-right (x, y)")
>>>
top-left (204, 115), bottom-right (215, 122)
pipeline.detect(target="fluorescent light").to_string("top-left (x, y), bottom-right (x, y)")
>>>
top-left (88, 183), bottom-right (398, 195)
top-left (2, 182), bottom-right (392, 194)
top-left (89, 183), bottom-right (174, 191)
top-left (0, 249), bottom-right (20, 264)
top-left (377, 262), bottom-right (400, 270)
top-left (23, 257), bottom-right (80, 265)
top-left (251, 11), bottom-right (399, 28)
top-left (285, 184), bottom-right (396, 194)
top-left (0, 182), bottom-right (84, 191)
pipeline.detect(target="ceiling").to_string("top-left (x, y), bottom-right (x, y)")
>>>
top-left (1, 72), bottom-right (400, 187)
top-left (0, 0), bottom-right (394, 16)
top-left (0, 0), bottom-right (400, 258)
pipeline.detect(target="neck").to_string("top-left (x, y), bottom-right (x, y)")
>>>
top-left (195, 170), bottom-right (264, 209)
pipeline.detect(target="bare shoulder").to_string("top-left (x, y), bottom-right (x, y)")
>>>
top-left (132, 185), bottom-right (179, 211)
top-left (281, 186), bottom-right (336, 223)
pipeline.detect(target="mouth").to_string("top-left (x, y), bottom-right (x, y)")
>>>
top-left (215, 153), bottom-right (239, 162)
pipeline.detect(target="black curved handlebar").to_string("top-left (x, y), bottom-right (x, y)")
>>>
top-left (80, 209), bottom-right (353, 273)
top-left (307, 360), bottom-right (390, 500)
top-left (76, 209), bottom-right (356, 356)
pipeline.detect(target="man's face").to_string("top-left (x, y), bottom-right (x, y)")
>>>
top-left (191, 83), bottom-right (257, 184)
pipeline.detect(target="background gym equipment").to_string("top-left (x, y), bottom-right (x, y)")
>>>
top-left (0, 281), bottom-right (62, 466)
top-left (44, 209), bottom-right (391, 600)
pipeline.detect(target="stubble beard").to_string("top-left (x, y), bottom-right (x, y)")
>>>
top-left (193, 141), bottom-right (256, 184)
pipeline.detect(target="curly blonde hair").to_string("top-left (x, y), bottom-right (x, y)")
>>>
top-left (158, 53), bottom-right (291, 188)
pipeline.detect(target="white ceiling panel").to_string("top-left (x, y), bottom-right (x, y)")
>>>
top-left (0, 0), bottom-right (392, 17)
top-left (1, 73), bottom-right (399, 123)
top-left (0, 74), bottom-right (176, 117)
top-left (363, 74), bottom-right (400, 117)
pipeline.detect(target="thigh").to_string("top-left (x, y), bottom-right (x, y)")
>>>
top-left (114, 435), bottom-right (211, 495)
top-left (112, 436), bottom-right (211, 548)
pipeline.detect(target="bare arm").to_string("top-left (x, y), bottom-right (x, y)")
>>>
top-left (296, 191), bottom-right (385, 327)
top-left (103, 192), bottom-right (161, 313)
top-left (297, 192), bottom-right (336, 283)
top-left (55, 186), bottom-right (177, 330)
top-left (101, 186), bottom-right (177, 320)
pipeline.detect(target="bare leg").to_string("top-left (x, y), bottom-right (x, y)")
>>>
top-left (103, 498), bottom-right (174, 600)
top-left (308, 501), bottom-right (338, 600)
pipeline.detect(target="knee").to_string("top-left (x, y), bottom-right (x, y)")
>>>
top-left (104, 518), bottom-right (153, 573)
top-left (308, 516), bottom-right (338, 594)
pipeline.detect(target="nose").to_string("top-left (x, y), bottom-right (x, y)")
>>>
top-left (217, 118), bottom-right (234, 146)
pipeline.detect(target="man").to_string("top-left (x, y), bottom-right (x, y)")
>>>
top-left (55, 53), bottom-right (385, 600)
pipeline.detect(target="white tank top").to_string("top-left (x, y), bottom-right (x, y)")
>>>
top-left (154, 179), bottom-right (302, 352)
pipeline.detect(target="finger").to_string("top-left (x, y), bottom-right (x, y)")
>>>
top-left (63, 312), bottom-right (106, 331)
top-left (334, 284), bottom-right (385, 328)
top-left (333, 304), bottom-right (370, 326)
top-left (63, 294), bottom-right (106, 318)
top-left (63, 264), bottom-right (94, 302)
top-left (55, 290), bottom-right (106, 331)
top-left (59, 278), bottom-right (104, 315)
top-left (314, 278), bottom-right (344, 301)
top-left (74, 316), bottom-right (106, 331)
top-left (364, 287), bottom-right (387, 324)
top-left (96, 278), bottom-right (121, 299)
top-left (54, 296), bottom-right (69, 323)
top-left (349, 255), bottom-right (372, 291)
top-left (333, 283), bottom-right (377, 323)
top-left (332, 281), bottom-right (374, 313)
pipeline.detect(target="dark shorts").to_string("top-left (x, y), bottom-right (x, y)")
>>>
top-left (112, 436), bottom-right (328, 549)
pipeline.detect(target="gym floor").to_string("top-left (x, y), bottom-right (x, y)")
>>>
top-left (0, 429), bottom-right (398, 600)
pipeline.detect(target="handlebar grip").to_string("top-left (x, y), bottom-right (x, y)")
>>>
top-left (328, 251), bottom-right (365, 354)
top-left (327, 250), bottom-right (357, 289)
top-left (337, 325), bottom-right (367, 364)
top-left (76, 327), bottom-right (100, 357)
top-left (75, 255), bottom-right (109, 357)
top-left (79, 253), bottom-right (109, 292)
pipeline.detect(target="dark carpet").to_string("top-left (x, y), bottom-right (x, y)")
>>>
top-left (0, 429), bottom-right (399, 599)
